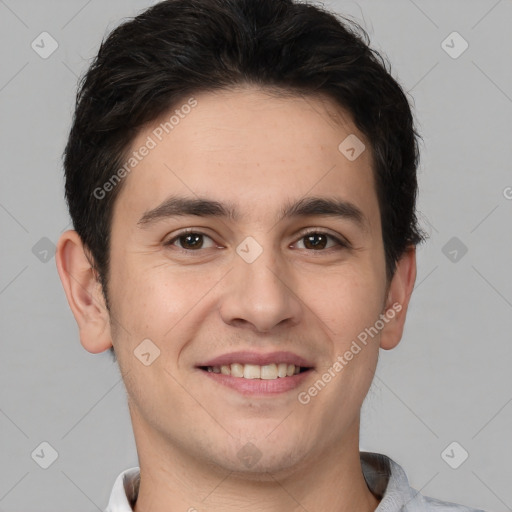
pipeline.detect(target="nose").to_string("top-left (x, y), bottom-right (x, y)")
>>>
top-left (218, 241), bottom-right (302, 333)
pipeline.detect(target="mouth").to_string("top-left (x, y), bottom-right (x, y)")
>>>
top-left (195, 351), bottom-right (314, 395)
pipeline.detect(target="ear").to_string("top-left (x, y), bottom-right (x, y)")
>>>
top-left (55, 230), bottom-right (113, 354)
top-left (379, 246), bottom-right (417, 351)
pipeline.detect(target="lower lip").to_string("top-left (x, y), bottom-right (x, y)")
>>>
top-left (199, 369), bottom-right (313, 396)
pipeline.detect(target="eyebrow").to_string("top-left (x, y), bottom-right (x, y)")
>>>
top-left (137, 195), bottom-right (369, 232)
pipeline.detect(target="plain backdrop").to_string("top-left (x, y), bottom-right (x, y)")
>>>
top-left (0, 1), bottom-right (511, 511)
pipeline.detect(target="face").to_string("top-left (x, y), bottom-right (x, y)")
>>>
top-left (63, 85), bottom-right (415, 477)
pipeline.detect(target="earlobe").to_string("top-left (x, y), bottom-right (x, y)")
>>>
top-left (55, 230), bottom-right (113, 354)
top-left (379, 246), bottom-right (417, 351)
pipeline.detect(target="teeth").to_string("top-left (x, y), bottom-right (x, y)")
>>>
top-left (261, 364), bottom-right (277, 380)
top-left (243, 364), bottom-right (261, 379)
top-left (205, 363), bottom-right (306, 379)
top-left (230, 363), bottom-right (244, 378)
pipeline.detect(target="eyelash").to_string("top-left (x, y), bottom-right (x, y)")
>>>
top-left (163, 228), bottom-right (350, 253)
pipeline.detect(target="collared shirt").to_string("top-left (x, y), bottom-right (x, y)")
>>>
top-left (105, 451), bottom-right (486, 512)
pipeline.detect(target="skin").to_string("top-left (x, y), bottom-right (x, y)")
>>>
top-left (56, 85), bottom-right (416, 512)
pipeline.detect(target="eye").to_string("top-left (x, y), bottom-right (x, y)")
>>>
top-left (163, 228), bottom-right (349, 253)
top-left (294, 230), bottom-right (349, 251)
top-left (165, 230), bottom-right (216, 251)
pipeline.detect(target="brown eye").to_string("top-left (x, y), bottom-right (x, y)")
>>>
top-left (178, 233), bottom-right (204, 249)
top-left (166, 231), bottom-right (216, 251)
top-left (296, 231), bottom-right (348, 251)
top-left (304, 233), bottom-right (328, 249)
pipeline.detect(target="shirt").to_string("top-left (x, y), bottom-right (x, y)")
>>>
top-left (105, 451), bottom-right (486, 512)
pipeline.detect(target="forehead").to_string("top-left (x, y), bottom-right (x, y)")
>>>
top-left (113, 86), bottom-right (379, 231)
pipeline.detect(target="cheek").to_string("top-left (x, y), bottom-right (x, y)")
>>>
top-left (108, 257), bottom-right (216, 349)
top-left (300, 262), bottom-right (385, 337)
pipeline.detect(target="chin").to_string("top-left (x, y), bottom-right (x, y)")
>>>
top-left (205, 440), bottom-right (310, 480)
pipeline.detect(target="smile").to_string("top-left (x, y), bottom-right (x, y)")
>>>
top-left (196, 350), bottom-right (315, 395)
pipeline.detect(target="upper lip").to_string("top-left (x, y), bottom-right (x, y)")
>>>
top-left (198, 350), bottom-right (314, 368)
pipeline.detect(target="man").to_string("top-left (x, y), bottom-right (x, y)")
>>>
top-left (55, 0), bottom-right (485, 510)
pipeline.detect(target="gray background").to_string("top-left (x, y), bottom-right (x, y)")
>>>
top-left (0, 0), bottom-right (511, 510)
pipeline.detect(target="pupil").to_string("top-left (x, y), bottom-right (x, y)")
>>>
top-left (181, 234), bottom-right (202, 249)
top-left (305, 233), bottom-right (326, 250)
